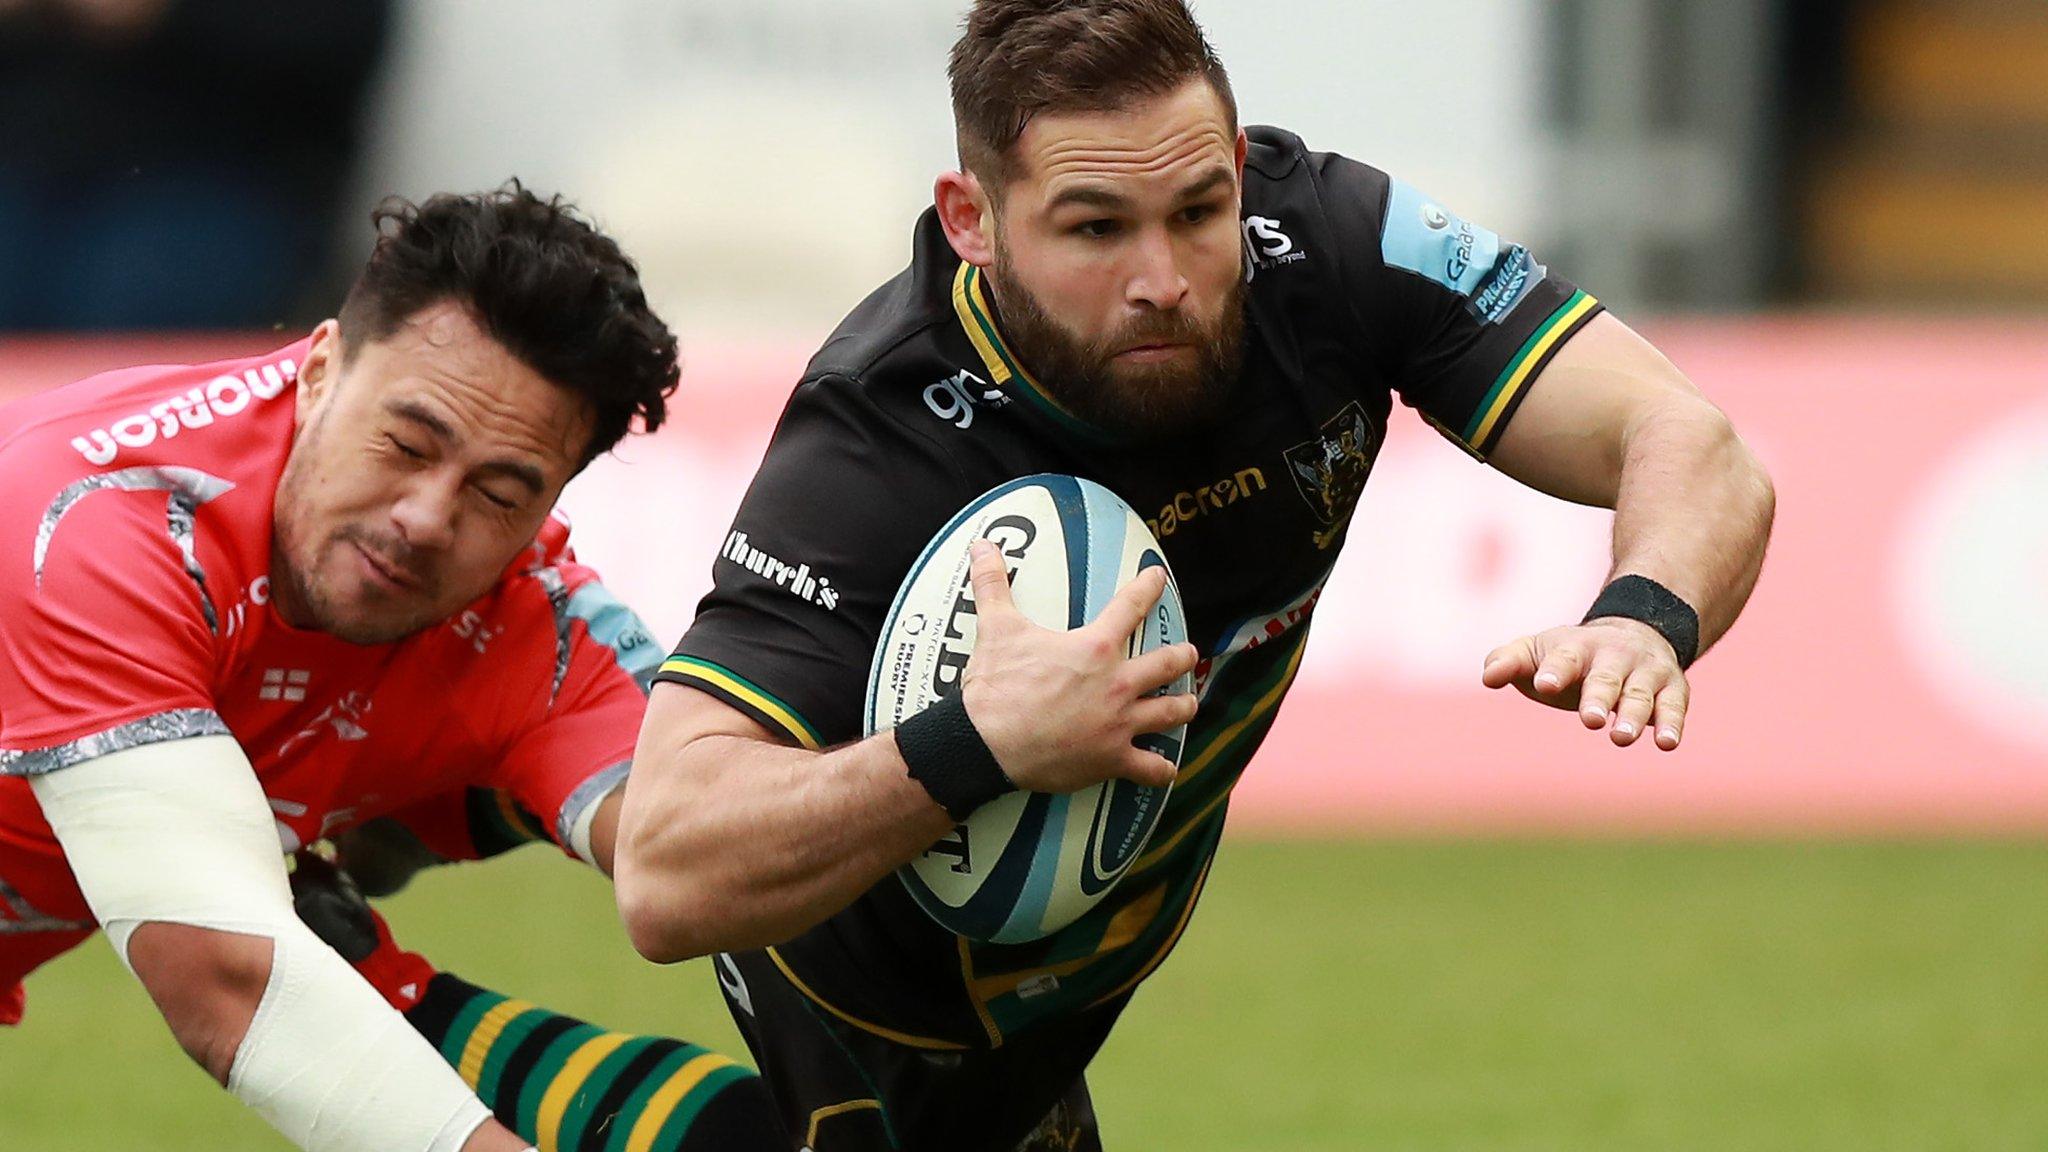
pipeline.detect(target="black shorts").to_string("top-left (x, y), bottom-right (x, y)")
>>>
top-left (716, 949), bottom-right (1126, 1152)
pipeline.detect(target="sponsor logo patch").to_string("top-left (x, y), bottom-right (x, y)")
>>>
top-left (1380, 180), bottom-right (1504, 299)
top-left (70, 356), bottom-right (297, 466)
top-left (723, 530), bottom-right (840, 611)
top-left (1145, 466), bottom-right (1269, 540)
top-left (922, 367), bottom-right (1009, 429)
top-left (1242, 215), bottom-right (1307, 275)
top-left (1469, 244), bottom-right (1547, 324)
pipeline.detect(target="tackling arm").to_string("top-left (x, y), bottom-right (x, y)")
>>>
top-left (30, 735), bottom-right (530, 1152)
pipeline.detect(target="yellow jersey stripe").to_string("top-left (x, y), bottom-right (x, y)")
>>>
top-left (537, 1033), bottom-right (630, 1150)
top-left (952, 262), bottom-right (1013, 385)
top-left (1175, 636), bottom-right (1308, 791)
top-left (955, 935), bottom-right (1006, 1047)
top-left (1465, 291), bottom-right (1599, 451)
top-left (967, 881), bottom-right (1167, 1003)
top-left (806, 1099), bottom-right (884, 1147)
top-left (658, 656), bottom-right (822, 749)
top-left (1089, 856), bottom-right (1214, 1009)
top-left (951, 263), bottom-right (1101, 436)
top-left (765, 946), bottom-right (971, 1051)
top-left (622, 1052), bottom-right (734, 1152)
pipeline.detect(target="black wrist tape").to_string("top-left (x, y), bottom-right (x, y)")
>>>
top-left (896, 692), bottom-right (1016, 821)
top-left (1583, 575), bottom-right (1701, 669)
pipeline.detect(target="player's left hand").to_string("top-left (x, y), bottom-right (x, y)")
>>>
top-left (1481, 618), bottom-right (1688, 750)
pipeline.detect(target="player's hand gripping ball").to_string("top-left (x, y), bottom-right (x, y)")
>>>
top-left (868, 475), bottom-right (1195, 943)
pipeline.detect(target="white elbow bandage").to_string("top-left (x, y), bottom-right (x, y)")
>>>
top-left (32, 736), bottom-right (493, 1152)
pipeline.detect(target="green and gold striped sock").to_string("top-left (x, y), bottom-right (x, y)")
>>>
top-left (407, 973), bottom-right (781, 1152)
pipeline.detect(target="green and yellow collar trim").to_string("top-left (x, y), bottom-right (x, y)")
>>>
top-left (949, 262), bottom-right (1107, 441)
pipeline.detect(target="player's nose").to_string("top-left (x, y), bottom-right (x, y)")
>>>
top-left (1125, 230), bottom-right (1190, 311)
top-left (389, 475), bottom-right (459, 553)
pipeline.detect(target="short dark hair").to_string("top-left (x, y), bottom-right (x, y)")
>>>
top-left (338, 182), bottom-right (679, 463)
top-left (948, 0), bottom-right (1237, 190)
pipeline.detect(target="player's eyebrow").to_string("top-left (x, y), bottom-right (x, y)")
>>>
top-left (1046, 185), bottom-right (1132, 213)
top-left (385, 399), bottom-right (547, 495)
top-left (1174, 167), bottom-right (1235, 203)
top-left (1047, 165), bottom-right (1235, 214)
top-left (386, 399), bottom-right (456, 442)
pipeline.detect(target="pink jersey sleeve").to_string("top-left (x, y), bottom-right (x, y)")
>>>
top-left (485, 567), bottom-right (662, 865)
top-left (0, 478), bottom-right (225, 775)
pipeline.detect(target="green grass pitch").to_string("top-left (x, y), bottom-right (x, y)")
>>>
top-left (7, 839), bottom-right (2045, 1150)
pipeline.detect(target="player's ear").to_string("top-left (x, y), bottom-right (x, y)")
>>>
top-left (1235, 129), bottom-right (1248, 182)
top-left (295, 320), bottom-right (342, 423)
top-left (935, 170), bottom-right (996, 268)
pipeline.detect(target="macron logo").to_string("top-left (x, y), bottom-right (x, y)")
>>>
top-left (723, 531), bottom-right (840, 611)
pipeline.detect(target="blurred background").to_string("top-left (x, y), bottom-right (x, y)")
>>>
top-left (3, 1), bottom-right (2045, 1149)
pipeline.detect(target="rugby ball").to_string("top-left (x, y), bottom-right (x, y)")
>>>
top-left (866, 474), bottom-right (1192, 944)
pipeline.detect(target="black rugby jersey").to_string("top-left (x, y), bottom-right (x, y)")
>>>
top-left (660, 126), bottom-right (1602, 1049)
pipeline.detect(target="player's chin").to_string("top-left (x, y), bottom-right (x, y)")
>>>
top-left (324, 586), bottom-right (441, 646)
top-left (1093, 370), bottom-right (1221, 434)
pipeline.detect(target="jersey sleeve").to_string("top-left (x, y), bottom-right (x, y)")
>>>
top-left (0, 482), bottom-right (226, 776)
top-left (484, 571), bottom-right (663, 866)
top-left (1313, 150), bottom-right (1604, 459)
top-left (661, 374), bottom-right (963, 750)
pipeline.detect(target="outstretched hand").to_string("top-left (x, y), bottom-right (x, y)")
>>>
top-left (1482, 618), bottom-right (1688, 750)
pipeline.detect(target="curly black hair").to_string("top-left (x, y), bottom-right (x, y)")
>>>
top-left (338, 182), bottom-right (679, 463)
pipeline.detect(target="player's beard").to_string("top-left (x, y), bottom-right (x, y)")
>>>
top-left (987, 240), bottom-right (1245, 441)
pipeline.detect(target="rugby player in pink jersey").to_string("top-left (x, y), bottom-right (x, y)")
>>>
top-left (0, 186), bottom-right (775, 1152)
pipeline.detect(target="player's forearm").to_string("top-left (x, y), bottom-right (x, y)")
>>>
top-left (616, 730), bottom-right (954, 962)
top-left (35, 739), bottom-right (502, 1152)
top-left (1606, 394), bottom-right (1774, 652)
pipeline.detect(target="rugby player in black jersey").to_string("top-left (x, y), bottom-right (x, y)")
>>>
top-left (615, 2), bottom-right (1775, 1148)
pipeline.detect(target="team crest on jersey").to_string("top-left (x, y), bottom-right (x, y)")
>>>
top-left (1284, 402), bottom-right (1380, 550)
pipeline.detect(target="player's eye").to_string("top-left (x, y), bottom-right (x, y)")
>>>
top-left (1074, 219), bottom-right (1121, 239)
top-left (388, 435), bottom-right (427, 460)
top-left (1180, 204), bottom-right (1216, 225)
top-left (473, 485), bottom-right (519, 511)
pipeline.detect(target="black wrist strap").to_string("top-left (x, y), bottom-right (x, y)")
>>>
top-left (1583, 575), bottom-right (1701, 669)
top-left (896, 692), bottom-right (1016, 821)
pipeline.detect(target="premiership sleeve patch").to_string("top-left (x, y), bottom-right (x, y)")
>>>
top-left (1380, 180), bottom-right (1548, 323)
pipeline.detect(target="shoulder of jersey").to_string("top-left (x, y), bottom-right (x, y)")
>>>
top-left (1244, 124), bottom-right (1311, 182)
top-left (796, 225), bottom-right (1004, 440)
top-left (0, 342), bottom-right (305, 482)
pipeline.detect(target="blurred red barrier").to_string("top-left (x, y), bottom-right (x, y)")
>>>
top-left (7, 321), bottom-right (2045, 833)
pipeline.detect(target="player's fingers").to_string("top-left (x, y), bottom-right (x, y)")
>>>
top-left (1116, 747), bottom-right (1180, 790)
top-left (1609, 668), bottom-right (1663, 747)
top-left (1533, 638), bottom-right (1589, 697)
top-left (1652, 677), bottom-right (1690, 751)
top-left (1127, 692), bottom-right (1199, 735)
top-left (967, 540), bottom-right (1018, 621)
top-left (1121, 643), bottom-right (1199, 695)
top-left (1575, 648), bottom-right (1631, 729)
top-left (1482, 636), bottom-right (1539, 689)
top-left (1090, 566), bottom-right (1170, 639)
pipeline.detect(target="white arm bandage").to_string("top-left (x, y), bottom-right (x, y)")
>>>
top-left (30, 735), bottom-right (493, 1152)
